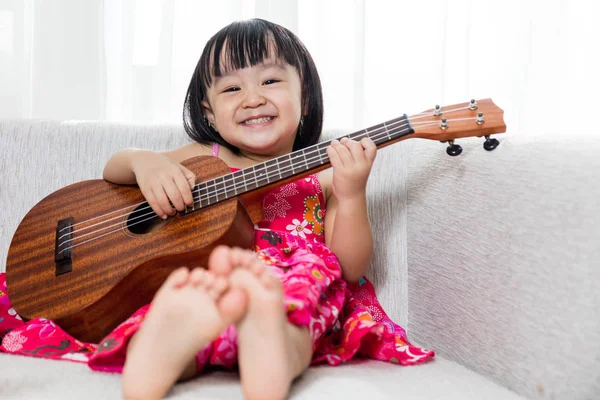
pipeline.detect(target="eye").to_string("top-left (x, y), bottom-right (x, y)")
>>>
top-left (263, 79), bottom-right (280, 85)
top-left (223, 86), bottom-right (240, 93)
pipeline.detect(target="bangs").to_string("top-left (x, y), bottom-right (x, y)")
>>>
top-left (200, 19), bottom-right (305, 88)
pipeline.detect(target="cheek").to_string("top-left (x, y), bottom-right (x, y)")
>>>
top-left (214, 103), bottom-right (236, 124)
top-left (280, 97), bottom-right (302, 120)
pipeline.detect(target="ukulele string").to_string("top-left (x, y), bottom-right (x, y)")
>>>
top-left (57, 122), bottom-right (416, 253)
top-left (59, 104), bottom-right (471, 237)
top-left (58, 114), bottom-right (480, 252)
top-left (58, 109), bottom-right (478, 251)
top-left (57, 116), bottom-right (414, 244)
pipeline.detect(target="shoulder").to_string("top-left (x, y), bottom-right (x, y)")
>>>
top-left (317, 168), bottom-right (333, 202)
top-left (162, 142), bottom-right (213, 163)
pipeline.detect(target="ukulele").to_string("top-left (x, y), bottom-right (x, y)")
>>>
top-left (5, 98), bottom-right (506, 343)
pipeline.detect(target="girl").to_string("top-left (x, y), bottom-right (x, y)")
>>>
top-left (0, 18), bottom-right (434, 400)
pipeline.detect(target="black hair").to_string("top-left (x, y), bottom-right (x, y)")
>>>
top-left (183, 18), bottom-right (324, 154)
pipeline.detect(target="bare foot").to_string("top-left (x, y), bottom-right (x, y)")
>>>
top-left (209, 247), bottom-right (312, 400)
top-left (122, 267), bottom-right (248, 400)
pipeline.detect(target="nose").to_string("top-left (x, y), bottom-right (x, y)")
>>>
top-left (242, 86), bottom-right (266, 108)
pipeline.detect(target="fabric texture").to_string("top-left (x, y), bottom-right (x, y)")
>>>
top-left (0, 144), bottom-right (433, 374)
top-left (406, 135), bottom-right (600, 399)
top-left (0, 351), bottom-right (527, 400)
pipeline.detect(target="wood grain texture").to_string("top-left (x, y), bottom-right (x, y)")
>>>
top-left (6, 155), bottom-right (254, 342)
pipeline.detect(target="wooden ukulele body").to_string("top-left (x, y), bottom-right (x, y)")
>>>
top-left (6, 156), bottom-right (256, 343)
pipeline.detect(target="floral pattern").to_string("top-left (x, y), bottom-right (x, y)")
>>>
top-left (286, 218), bottom-right (312, 238)
top-left (304, 195), bottom-right (324, 235)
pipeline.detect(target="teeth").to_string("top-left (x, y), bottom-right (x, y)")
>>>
top-left (243, 116), bottom-right (272, 125)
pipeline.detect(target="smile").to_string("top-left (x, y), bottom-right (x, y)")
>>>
top-left (242, 116), bottom-right (274, 125)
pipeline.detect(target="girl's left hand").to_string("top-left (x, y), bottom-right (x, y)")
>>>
top-left (327, 137), bottom-right (377, 200)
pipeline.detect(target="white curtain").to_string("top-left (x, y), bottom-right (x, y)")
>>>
top-left (1, 0), bottom-right (599, 137)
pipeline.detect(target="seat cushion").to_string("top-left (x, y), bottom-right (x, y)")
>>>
top-left (0, 353), bottom-right (524, 399)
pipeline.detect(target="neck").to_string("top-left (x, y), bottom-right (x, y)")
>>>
top-left (186, 114), bottom-right (414, 212)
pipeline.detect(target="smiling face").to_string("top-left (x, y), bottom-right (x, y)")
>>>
top-left (202, 52), bottom-right (303, 160)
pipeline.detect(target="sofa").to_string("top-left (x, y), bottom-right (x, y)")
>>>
top-left (0, 119), bottom-right (598, 399)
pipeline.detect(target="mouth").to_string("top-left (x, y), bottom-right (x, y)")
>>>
top-left (241, 116), bottom-right (275, 125)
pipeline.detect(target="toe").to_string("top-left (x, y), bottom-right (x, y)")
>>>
top-left (189, 267), bottom-right (205, 286)
top-left (208, 245), bottom-right (234, 275)
top-left (163, 267), bottom-right (190, 290)
top-left (250, 258), bottom-right (267, 276)
top-left (202, 270), bottom-right (217, 289)
top-left (207, 276), bottom-right (229, 299)
top-left (230, 247), bottom-right (256, 271)
top-left (218, 288), bottom-right (248, 324)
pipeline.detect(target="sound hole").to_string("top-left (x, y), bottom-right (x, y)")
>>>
top-left (127, 202), bottom-right (165, 234)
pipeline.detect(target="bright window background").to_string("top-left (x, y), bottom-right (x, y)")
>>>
top-left (0, 0), bottom-right (599, 137)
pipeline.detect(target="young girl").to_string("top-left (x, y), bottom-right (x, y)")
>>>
top-left (0, 18), bottom-right (433, 400)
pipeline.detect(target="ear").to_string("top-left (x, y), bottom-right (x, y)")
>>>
top-left (201, 100), bottom-right (216, 126)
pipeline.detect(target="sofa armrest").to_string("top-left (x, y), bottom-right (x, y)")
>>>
top-left (406, 134), bottom-right (600, 399)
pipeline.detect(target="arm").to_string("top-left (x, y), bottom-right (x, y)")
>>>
top-left (102, 143), bottom-right (207, 184)
top-left (103, 148), bottom-right (152, 184)
top-left (323, 137), bottom-right (377, 284)
top-left (323, 170), bottom-right (373, 283)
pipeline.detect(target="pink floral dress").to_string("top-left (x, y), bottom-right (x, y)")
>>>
top-left (0, 144), bottom-right (434, 373)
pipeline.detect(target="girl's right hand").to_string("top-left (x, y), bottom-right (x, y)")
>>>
top-left (131, 151), bottom-right (197, 219)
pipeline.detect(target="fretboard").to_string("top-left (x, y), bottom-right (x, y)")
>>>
top-left (190, 114), bottom-right (413, 209)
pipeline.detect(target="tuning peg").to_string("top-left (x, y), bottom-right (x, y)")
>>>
top-left (440, 118), bottom-right (448, 130)
top-left (434, 104), bottom-right (442, 116)
top-left (476, 112), bottom-right (485, 125)
top-left (483, 135), bottom-right (499, 151)
top-left (446, 140), bottom-right (462, 156)
top-left (469, 99), bottom-right (478, 110)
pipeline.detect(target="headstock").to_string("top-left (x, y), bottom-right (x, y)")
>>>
top-left (408, 98), bottom-right (506, 156)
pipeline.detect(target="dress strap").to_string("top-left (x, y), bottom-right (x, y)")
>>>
top-left (211, 143), bottom-right (219, 157)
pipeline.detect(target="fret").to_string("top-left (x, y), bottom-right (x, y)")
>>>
top-left (252, 165), bottom-right (264, 186)
top-left (383, 121), bottom-right (391, 142)
top-left (302, 149), bottom-right (309, 170)
top-left (275, 157), bottom-right (282, 179)
top-left (241, 168), bottom-right (248, 191)
top-left (214, 177), bottom-right (225, 202)
top-left (317, 143), bottom-right (324, 164)
top-left (202, 182), bottom-right (211, 206)
top-left (234, 171), bottom-right (245, 195)
top-left (264, 159), bottom-right (278, 183)
top-left (288, 154), bottom-right (295, 175)
top-left (231, 172), bottom-right (238, 196)
top-left (251, 165), bottom-right (259, 189)
top-left (253, 167), bottom-right (262, 188)
top-left (279, 156), bottom-right (292, 178)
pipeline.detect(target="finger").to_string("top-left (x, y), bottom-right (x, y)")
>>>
top-left (327, 140), bottom-right (344, 168)
top-left (180, 165), bottom-right (197, 190)
top-left (361, 137), bottom-right (377, 163)
top-left (346, 138), bottom-right (367, 163)
top-left (336, 137), bottom-right (356, 165)
top-left (152, 186), bottom-right (176, 217)
top-left (143, 189), bottom-right (167, 219)
top-left (163, 181), bottom-right (186, 212)
top-left (173, 173), bottom-right (194, 207)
